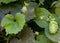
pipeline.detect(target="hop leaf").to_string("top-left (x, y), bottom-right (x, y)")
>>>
top-left (34, 7), bottom-right (54, 28)
top-left (1, 13), bottom-right (25, 35)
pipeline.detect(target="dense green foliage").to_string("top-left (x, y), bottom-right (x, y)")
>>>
top-left (0, 0), bottom-right (60, 43)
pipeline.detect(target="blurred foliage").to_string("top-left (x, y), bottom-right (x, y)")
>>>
top-left (10, 26), bottom-right (35, 43)
top-left (0, 0), bottom-right (60, 43)
top-left (0, 0), bottom-right (16, 4)
top-left (36, 32), bottom-right (54, 43)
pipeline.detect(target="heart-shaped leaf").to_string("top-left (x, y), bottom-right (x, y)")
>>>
top-left (1, 13), bottom-right (25, 35)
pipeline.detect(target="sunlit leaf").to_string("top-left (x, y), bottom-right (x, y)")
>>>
top-left (1, 13), bottom-right (25, 35)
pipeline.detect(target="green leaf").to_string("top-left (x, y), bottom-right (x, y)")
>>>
top-left (15, 13), bottom-right (25, 29)
top-left (39, 0), bottom-right (45, 5)
top-left (35, 7), bottom-right (52, 20)
top-left (1, 13), bottom-right (25, 35)
top-left (34, 7), bottom-right (54, 28)
top-left (34, 18), bottom-right (48, 28)
top-left (51, 1), bottom-right (57, 7)
top-left (55, 7), bottom-right (60, 16)
top-left (51, 1), bottom-right (60, 7)
top-left (1, 14), bottom-right (14, 27)
top-left (36, 33), bottom-right (54, 43)
top-left (0, 0), bottom-right (16, 4)
top-left (54, 1), bottom-right (60, 7)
